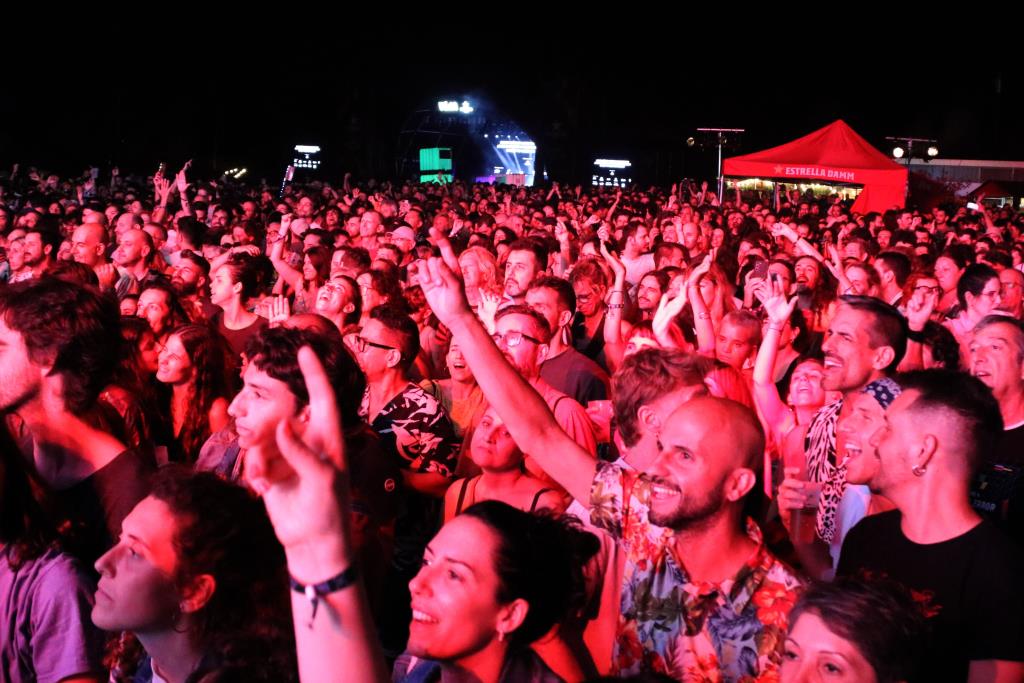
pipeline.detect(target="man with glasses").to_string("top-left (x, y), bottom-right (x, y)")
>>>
top-left (998, 268), bottom-right (1024, 319)
top-left (493, 305), bottom-right (597, 460)
top-left (352, 303), bottom-right (458, 657)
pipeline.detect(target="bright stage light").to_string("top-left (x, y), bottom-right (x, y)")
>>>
top-left (927, 146), bottom-right (939, 157)
top-left (496, 140), bottom-right (537, 153)
top-left (892, 146), bottom-right (905, 159)
top-left (294, 145), bottom-right (321, 154)
top-left (595, 159), bottom-right (632, 169)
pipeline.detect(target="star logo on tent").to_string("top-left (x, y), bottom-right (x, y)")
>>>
top-left (773, 165), bottom-right (783, 174)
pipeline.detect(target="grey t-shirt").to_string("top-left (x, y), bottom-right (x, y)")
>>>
top-left (0, 547), bottom-right (105, 683)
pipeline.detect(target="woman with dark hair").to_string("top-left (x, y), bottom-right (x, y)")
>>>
top-left (443, 407), bottom-right (564, 523)
top-left (0, 437), bottom-right (106, 683)
top-left (209, 252), bottom-right (269, 359)
top-left (782, 578), bottom-right (925, 683)
top-left (99, 316), bottom-right (168, 451)
top-left (155, 324), bottom-right (232, 464)
top-left (944, 263), bottom-right (1002, 361)
top-left (356, 269), bottom-right (405, 327)
top-left (96, 467), bottom-right (297, 682)
top-left (396, 501), bottom-right (597, 683)
top-left (934, 249), bottom-right (969, 317)
top-left (270, 214), bottom-right (331, 314)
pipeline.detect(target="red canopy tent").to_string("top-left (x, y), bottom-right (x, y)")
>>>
top-left (723, 120), bottom-right (907, 214)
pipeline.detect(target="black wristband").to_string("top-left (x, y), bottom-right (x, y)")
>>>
top-left (290, 564), bottom-right (359, 598)
top-left (907, 328), bottom-right (927, 342)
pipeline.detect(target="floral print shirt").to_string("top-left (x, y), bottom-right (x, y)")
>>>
top-left (589, 463), bottom-right (804, 682)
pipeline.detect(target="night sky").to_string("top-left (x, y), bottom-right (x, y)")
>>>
top-left (3, 43), bottom-right (1020, 187)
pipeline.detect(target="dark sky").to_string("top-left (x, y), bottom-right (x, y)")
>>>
top-left (3, 45), bottom-right (1020, 186)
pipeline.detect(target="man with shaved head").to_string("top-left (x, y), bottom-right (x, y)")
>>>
top-left (416, 255), bottom-right (802, 681)
top-left (112, 228), bottom-right (161, 297)
top-left (70, 223), bottom-right (109, 269)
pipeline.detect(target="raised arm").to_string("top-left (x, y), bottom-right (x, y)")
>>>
top-left (687, 252), bottom-right (717, 356)
top-left (898, 285), bottom-right (938, 372)
top-left (600, 241), bottom-right (629, 371)
top-left (269, 214), bottom-right (304, 290)
top-left (752, 278), bottom-right (797, 437)
top-left (416, 258), bottom-right (597, 504)
top-left (251, 347), bottom-right (388, 683)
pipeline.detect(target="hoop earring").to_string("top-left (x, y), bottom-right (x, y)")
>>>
top-left (912, 464), bottom-right (927, 477)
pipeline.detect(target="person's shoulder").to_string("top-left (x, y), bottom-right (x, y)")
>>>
top-left (26, 547), bottom-right (92, 593)
top-left (841, 509), bottom-right (901, 554)
top-left (967, 519), bottom-right (1024, 561)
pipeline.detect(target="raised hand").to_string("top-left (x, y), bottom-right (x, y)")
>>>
top-left (475, 287), bottom-right (501, 335)
top-left (905, 284), bottom-right (938, 332)
top-left (687, 250), bottom-right (715, 290)
top-left (759, 275), bottom-right (797, 326)
top-left (429, 227), bottom-right (460, 276)
top-left (414, 257), bottom-right (472, 328)
top-left (251, 347), bottom-right (353, 577)
top-left (652, 291), bottom-right (687, 348)
top-left (279, 213), bottom-right (294, 238)
top-left (154, 175), bottom-right (173, 204)
top-left (598, 239), bottom-right (625, 280)
top-left (267, 294), bottom-right (291, 327)
top-left (175, 160), bottom-right (192, 194)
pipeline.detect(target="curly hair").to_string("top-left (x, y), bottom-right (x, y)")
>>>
top-left (164, 325), bottom-right (232, 463)
top-left (107, 467), bottom-right (296, 682)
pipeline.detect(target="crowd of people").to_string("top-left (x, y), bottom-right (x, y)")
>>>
top-left (1, 160), bottom-right (1023, 683)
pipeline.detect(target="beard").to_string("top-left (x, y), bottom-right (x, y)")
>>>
top-left (647, 479), bottom-right (726, 531)
top-left (171, 278), bottom-right (198, 297)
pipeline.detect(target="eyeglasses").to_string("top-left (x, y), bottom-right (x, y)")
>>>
top-left (913, 285), bottom-right (941, 295)
top-left (492, 330), bottom-right (542, 348)
top-left (351, 335), bottom-right (397, 354)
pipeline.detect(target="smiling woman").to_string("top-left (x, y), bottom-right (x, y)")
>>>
top-left (395, 501), bottom-right (597, 683)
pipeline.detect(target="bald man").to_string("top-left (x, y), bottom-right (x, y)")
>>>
top-left (416, 256), bottom-right (803, 680)
top-left (112, 228), bottom-right (161, 298)
top-left (70, 223), bottom-right (109, 268)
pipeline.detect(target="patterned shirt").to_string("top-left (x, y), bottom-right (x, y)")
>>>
top-left (360, 383), bottom-right (458, 477)
top-left (589, 463), bottom-right (803, 682)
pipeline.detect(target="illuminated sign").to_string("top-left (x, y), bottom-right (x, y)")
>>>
top-left (593, 158), bottom-right (632, 187)
top-left (292, 144), bottom-right (322, 171)
top-left (594, 159), bottom-right (632, 169)
top-left (438, 100), bottom-right (475, 114)
top-left (774, 165), bottom-right (856, 183)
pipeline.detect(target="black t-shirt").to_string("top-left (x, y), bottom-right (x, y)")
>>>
top-left (970, 423), bottom-right (1024, 546)
top-left (838, 510), bottom-right (1024, 682)
top-left (540, 347), bottom-right (609, 407)
top-left (210, 310), bottom-right (268, 360)
top-left (60, 448), bottom-right (156, 569)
